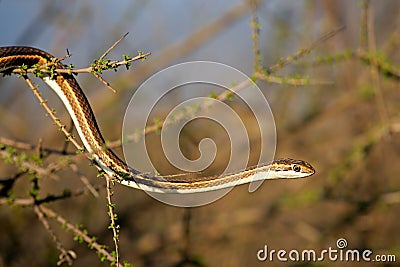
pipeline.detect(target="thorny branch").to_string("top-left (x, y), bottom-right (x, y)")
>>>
top-left (34, 205), bottom-right (77, 266)
top-left (10, 32), bottom-right (150, 94)
top-left (261, 26), bottom-right (345, 76)
top-left (0, 33), bottom-right (146, 266)
top-left (39, 205), bottom-right (125, 267)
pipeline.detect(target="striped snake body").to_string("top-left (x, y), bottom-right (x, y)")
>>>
top-left (0, 46), bottom-right (315, 193)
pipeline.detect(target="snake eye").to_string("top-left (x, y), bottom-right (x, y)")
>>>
top-left (293, 164), bottom-right (301, 172)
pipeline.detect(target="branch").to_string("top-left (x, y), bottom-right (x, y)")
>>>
top-left (23, 77), bottom-right (84, 152)
top-left (39, 205), bottom-right (124, 267)
top-left (0, 145), bottom-right (59, 179)
top-left (106, 177), bottom-right (120, 266)
top-left (11, 32), bottom-right (150, 94)
top-left (34, 205), bottom-right (77, 266)
top-left (254, 72), bottom-right (334, 86)
top-left (99, 32), bottom-right (129, 61)
top-left (266, 26), bottom-right (345, 74)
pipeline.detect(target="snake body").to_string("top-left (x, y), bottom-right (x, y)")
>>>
top-left (0, 46), bottom-right (315, 193)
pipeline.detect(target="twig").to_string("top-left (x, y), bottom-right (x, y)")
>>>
top-left (254, 72), bottom-right (334, 86)
top-left (106, 176), bottom-right (120, 266)
top-left (10, 51), bottom-right (150, 77)
top-left (366, 4), bottom-right (388, 127)
top-left (92, 71), bottom-right (117, 93)
top-left (61, 117), bottom-right (75, 154)
top-left (0, 136), bottom-right (38, 150)
top-left (99, 32), bottom-right (129, 61)
top-left (250, 0), bottom-right (261, 72)
top-left (34, 205), bottom-right (77, 266)
top-left (70, 164), bottom-right (100, 198)
top-left (0, 197), bottom-right (33, 206)
top-left (0, 146), bottom-right (58, 179)
top-left (56, 52), bottom-right (73, 65)
top-left (40, 205), bottom-right (124, 267)
top-left (266, 26), bottom-right (345, 74)
top-left (0, 136), bottom-right (76, 155)
top-left (298, 50), bottom-right (400, 80)
top-left (23, 76), bottom-right (84, 152)
top-left (0, 182), bottom-right (102, 206)
top-left (10, 35), bottom-right (150, 95)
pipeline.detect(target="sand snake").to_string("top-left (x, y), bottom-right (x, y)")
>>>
top-left (0, 46), bottom-right (315, 193)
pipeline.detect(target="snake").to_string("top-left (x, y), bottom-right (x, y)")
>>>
top-left (0, 46), bottom-right (315, 193)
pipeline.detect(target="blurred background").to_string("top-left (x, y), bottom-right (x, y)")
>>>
top-left (1, 0), bottom-right (400, 266)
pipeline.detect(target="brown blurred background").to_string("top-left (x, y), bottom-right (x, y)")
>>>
top-left (1, 0), bottom-right (400, 266)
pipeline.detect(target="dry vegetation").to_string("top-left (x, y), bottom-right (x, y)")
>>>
top-left (1, 1), bottom-right (400, 266)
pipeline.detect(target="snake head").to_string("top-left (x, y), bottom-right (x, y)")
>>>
top-left (271, 158), bottom-right (315, 178)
